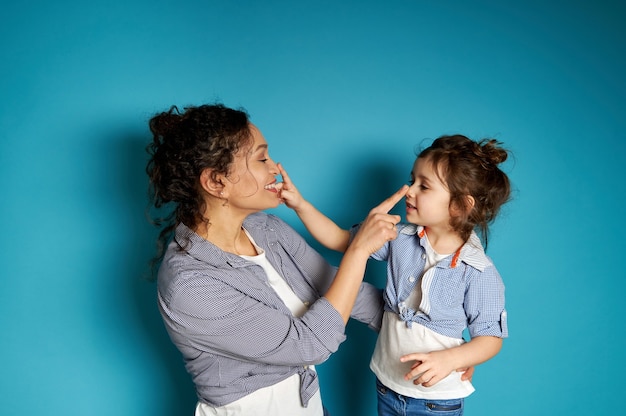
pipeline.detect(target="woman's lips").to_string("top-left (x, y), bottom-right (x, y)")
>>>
top-left (264, 182), bottom-right (283, 193)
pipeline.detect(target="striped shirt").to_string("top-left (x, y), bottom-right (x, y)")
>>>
top-left (157, 212), bottom-right (384, 408)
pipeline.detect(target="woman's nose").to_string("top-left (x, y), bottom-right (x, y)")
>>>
top-left (268, 158), bottom-right (279, 174)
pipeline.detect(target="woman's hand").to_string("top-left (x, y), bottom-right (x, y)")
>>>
top-left (348, 185), bottom-right (408, 257)
top-left (324, 184), bottom-right (408, 323)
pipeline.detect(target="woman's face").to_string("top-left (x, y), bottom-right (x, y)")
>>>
top-left (223, 123), bottom-right (282, 213)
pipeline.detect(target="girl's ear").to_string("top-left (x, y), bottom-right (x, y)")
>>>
top-left (464, 195), bottom-right (475, 213)
top-left (200, 168), bottom-right (225, 197)
top-left (451, 195), bottom-right (475, 217)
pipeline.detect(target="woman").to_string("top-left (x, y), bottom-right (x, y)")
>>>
top-left (146, 103), bottom-right (407, 415)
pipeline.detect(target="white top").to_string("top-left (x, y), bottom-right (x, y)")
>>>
top-left (196, 230), bottom-right (323, 416)
top-left (370, 235), bottom-right (475, 399)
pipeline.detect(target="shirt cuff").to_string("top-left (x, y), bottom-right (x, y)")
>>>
top-left (302, 297), bottom-right (347, 354)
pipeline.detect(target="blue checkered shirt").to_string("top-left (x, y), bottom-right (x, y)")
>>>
top-left (352, 223), bottom-right (507, 340)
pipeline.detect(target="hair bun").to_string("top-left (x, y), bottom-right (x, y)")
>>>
top-left (479, 139), bottom-right (508, 165)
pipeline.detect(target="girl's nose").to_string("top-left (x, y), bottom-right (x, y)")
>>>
top-left (406, 184), bottom-right (417, 198)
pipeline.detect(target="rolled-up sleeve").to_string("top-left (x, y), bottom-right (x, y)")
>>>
top-left (161, 270), bottom-right (347, 367)
top-left (464, 266), bottom-right (508, 338)
top-left (351, 282), bottom-right (384, 331)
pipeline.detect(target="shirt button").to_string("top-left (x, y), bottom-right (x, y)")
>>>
top-left (421, 253), bottom-right (426, 259)
top-left (408, 276), bottom-right (415, 283)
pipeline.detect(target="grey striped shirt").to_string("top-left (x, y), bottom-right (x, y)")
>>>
top-left (157, 212), bottom-right (383, 407)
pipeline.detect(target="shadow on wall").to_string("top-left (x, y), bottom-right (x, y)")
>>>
top-left (108, 129), bottom-right (197, 415)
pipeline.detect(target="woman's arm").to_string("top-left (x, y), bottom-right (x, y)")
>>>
top-left (161, 272), bottom-right (347, 366)
top-left (161, 184), bottom-right (406, 367)
top-left (162, 184), bottom-right (405, 366)
top-left (322, 185), bottom-right (408, 323)
top-left (266, 213), bottom-right (384, 331)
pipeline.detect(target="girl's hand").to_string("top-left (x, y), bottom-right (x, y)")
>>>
top-left (458, 366), bottom-right (474, 382)
top-left (403, 336), bottom-right (499, 387)
top-left (400, 350), bottom-right (455, 388)
top-left (277, 163), bottom-right (306, 210)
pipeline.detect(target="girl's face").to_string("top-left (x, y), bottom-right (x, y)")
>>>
top-left (223, 124), bottom-right (282, 213)
top-left (405, 157), bottom-right (452, 230)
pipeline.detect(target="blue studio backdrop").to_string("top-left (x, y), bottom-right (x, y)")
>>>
top-left (1, 1), bottom-right (625, 415)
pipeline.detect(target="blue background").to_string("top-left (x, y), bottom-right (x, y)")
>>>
top-left (1, 1), bottom-right (625, 415)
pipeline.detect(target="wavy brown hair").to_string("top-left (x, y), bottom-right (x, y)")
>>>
top-left (418, 134), bottom-right (511, 248)
top-left (145, 104), bottom-right (252, 273)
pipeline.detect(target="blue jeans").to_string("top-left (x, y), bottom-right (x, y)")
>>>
top-left (376, 378), bottom-right (464, 416)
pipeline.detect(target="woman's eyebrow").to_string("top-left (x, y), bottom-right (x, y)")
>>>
top-left (254, 144), bottom-right (268, 153)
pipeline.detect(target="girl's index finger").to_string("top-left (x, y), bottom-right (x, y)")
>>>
top-left (277, 162), bottom-right (291, 184)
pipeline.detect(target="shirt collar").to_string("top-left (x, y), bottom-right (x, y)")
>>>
top-left (174, 222), bottom-right (253, 269)
top-left (399, 223), bottom-right (491, 271)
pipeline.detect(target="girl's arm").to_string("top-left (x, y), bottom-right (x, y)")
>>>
top-left (278, 163), bottom-right (350, 252)
top-left (400, 336), bottom-right (502, 387)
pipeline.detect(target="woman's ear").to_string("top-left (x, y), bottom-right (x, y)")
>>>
top-left (199, 168), bottom-right (225, 197)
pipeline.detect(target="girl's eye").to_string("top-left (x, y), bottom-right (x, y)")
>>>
top-left (259, 158), bottom-right (268, 163)
top-left (420, 185), bottom-right (428, 191)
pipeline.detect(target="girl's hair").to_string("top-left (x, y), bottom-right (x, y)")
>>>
top-left (418, 134), bottom-right (511, 248)
top-left (145, 103), bottom-right (252, 272)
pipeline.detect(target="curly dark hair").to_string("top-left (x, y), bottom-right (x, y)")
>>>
top-left (418, 134), bottom-right (511, 248)
top-left (145, 104), bottom-right (252, 273)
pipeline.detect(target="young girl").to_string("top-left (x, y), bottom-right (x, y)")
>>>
top-left (279, 134), bottom-right (511, 416)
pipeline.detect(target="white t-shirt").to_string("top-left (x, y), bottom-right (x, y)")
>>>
top-left (196, 230), bottom-right (323, 416)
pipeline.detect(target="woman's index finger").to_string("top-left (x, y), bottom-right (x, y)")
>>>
top-left (373, 185), bottom-right (408, 214)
